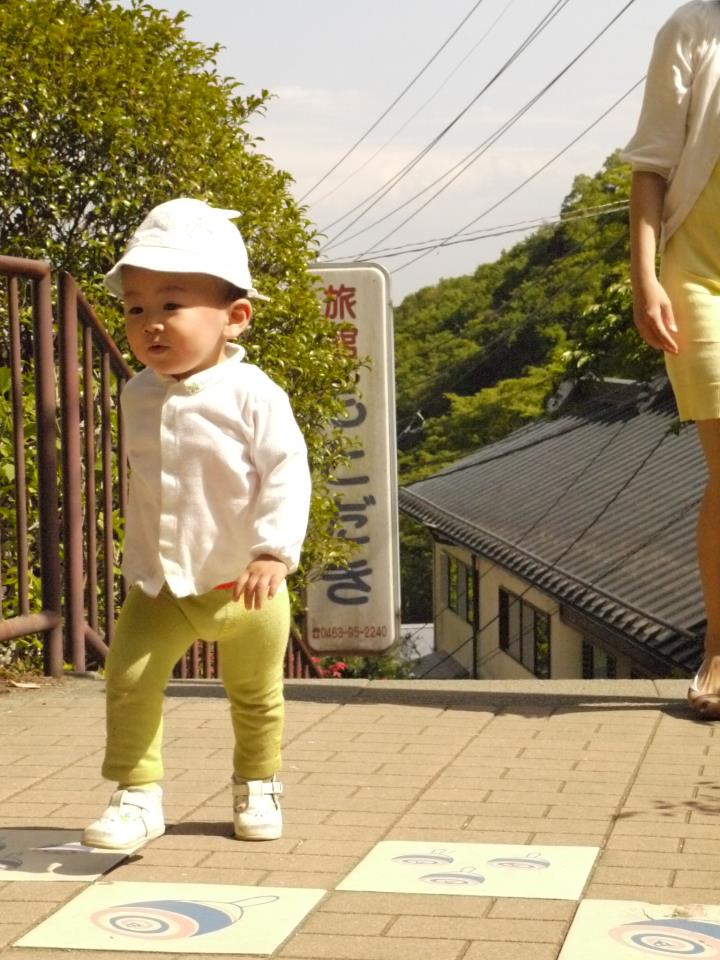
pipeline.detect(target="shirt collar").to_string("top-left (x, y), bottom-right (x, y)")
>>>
top-left (153, 342), bottom-right (246, 391)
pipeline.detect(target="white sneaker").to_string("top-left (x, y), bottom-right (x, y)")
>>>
top-left (233, 776), bottom-right (283, 840)
top-left (82, 787), bottom-right (165, 851)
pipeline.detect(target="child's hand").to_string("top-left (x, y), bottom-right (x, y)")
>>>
top-left (233, 555), bottom-right (288, 610)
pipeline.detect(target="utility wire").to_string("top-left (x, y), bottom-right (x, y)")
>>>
top-left (299, 0), bottom-right (489, 203)
top-left (311, 0), bottom-right (521, 209)
top-left (347, 201), bottom-right (629, 260)
top-left (319, 0), bottom-right (575, 245)
top-left (390, 69), bottom-right (643, 272)
top-left (332, 23), bottom-right (642, 259)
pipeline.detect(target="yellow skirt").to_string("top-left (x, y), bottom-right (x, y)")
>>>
top-left (662, 157), bottom-right (720, 421)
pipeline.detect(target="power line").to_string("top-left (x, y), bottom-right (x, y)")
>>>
top-left (329, 12), bottom-right (642, 259)
top-left (390, 67), bottom-right (643, 273)
top-left (299, 0), bottom-right (489, 203)
top-left (311, 0), bottom-right (521, 209)
top-left (345, 201), bottom-right (629, 260)
top-left (319, 0), bottom-right (575, 246)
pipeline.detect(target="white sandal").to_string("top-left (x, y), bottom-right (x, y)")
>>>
top-left (233, 776), bottom-right (282, 840)
top-left (82, 787), bottom-right (165, 851)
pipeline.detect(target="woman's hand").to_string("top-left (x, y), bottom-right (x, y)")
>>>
top-left (632, 275), bottom-right (679, 354)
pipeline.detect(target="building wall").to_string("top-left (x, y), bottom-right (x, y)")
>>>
top-left (433, 542), bottom-right (635, 679)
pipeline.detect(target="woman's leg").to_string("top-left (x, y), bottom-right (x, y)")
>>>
top-left (102, 585), bottom-right (197, 785)
top-left (693, 420), bottom-right (720, 696)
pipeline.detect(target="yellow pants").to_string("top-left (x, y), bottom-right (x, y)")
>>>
top-left (101, 583), bottom-right (289, 786)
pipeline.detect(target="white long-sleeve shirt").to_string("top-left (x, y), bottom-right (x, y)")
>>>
top-left (120, 343), bottom-right (311, 597)
top-left (621, 0), bottom-right (720, 248)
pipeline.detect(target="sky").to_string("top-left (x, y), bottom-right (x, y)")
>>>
top-left (120, 0), bottom-right (683, 303)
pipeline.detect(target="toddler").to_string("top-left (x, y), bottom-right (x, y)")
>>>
top-left (82, 198), bottom-right (311, 849)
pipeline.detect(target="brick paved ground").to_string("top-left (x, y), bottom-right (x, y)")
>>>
top-left (1, 675), bottom-right (716, 959)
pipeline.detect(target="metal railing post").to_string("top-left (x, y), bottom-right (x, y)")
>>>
top-left (58, 273), bottom-right (86, 671)
top-left (32, 268), bottom-right (63, 677)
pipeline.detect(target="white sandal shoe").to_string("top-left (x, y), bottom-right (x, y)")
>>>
top-left (82, 787), bottom-right (165, 851)
top-left (232, 776), bottom-right (283, 840)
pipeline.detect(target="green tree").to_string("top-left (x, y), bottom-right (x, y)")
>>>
top-left (0, 0), bottom-right (358, 666)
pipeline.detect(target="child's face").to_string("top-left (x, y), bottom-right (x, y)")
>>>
top-left (121, 267), bottom-right (251, 380)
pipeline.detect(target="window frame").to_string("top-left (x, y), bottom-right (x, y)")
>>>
top-left (499, 588), bottom-right (551, 678)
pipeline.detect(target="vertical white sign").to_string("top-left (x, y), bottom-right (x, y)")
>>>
top-left (307, 263), bottom-right (400, 653)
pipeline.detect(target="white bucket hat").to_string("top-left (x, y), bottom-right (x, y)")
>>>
top-left (104, 197), bottom-right (268, 300)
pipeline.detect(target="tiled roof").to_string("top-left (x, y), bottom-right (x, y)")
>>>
top-left (399, 381), bottom-right (705, 674)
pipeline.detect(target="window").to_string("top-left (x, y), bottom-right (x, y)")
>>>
top-left (499, 588), bottom-right (551, 678)
top-left (447, 554), bottom-right (458, 612)
top-left (443, 553), bottom-right (478, 625)
top-left (465, 566), bottom-right (476, 625)
top-left (582, 641), bottom-right (617, 679)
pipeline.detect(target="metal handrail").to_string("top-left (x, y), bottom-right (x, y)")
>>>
top-left (0, 256), bottom-right (320, 680)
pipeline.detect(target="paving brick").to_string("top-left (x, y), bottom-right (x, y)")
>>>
top-left (466, 816), bottom-right (609, 834)
top-left (0, 803), bottom-right (64, 818)
top-left (611, 821), bottom-right (720, 839)
top-left (464, 943), bottom-right (560, 960)
top-left (202, 851), bottom-right (357, 872)
top-left (393, 813), bottom-right (470, 829)
top-left (300, 772), bottom-right (431, 789)
top-left (300, 912), bottom-right (389, 935)
top-left (410, 800), bottom-right (548, 818)
top-left (352, 786), bottom-right (419, 800)
top-left (285, 797), bottom-right (408, 814)
top-left (384, 827), bottom-right (534, 844)
top-left (281, 822), bottom-right (385, 842)
top-left (546, 804), bottom-right (620, 820)
top-left (125, 847), bottom-right (208, 867)
top-left (489, 898), bottom-right (575, 920)
top-left (675, 870), bottom-right (720, 888)
top-left (600, 849), bottom-right (720, 871)
top-left (278, 932), bottom-right (466, 959)
top-left (386, 915), bottom-right (565, 942)
top-left (586, 883), bottom-right (720, 902)
top-left (262, 870), bottom-right (347, 888)
top-left (591, 865), bottom-right (674, 886)
top-left (682, 837), bottom-right (720, 854)
top-left (110, 863), bottom-right (268, 884)
top-left (604, 835), bottom-right (681, 852)
top-left (326, 810), bottom-right (402, 827)
top-left (433, 777), bottom-right (564, 794)
top-left (530, 832), bottom-right (607, 846)
top-left (627, 782), bottom-right (697, 798)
